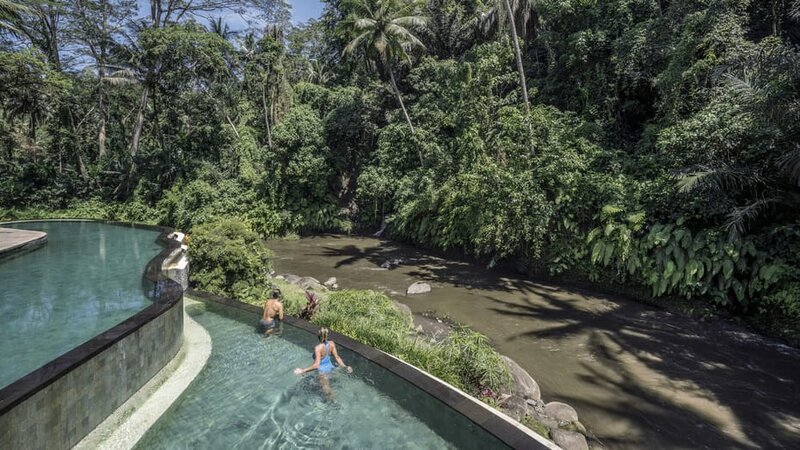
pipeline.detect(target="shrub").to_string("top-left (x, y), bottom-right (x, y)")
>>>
top-left (188, 219), bottom-right (272, 302)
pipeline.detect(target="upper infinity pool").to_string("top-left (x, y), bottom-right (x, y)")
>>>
top-left (0, 221), bottom-right (162, 388)
top-left (136, 300), bottom-right (508, 449)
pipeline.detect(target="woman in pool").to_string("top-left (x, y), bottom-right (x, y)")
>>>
top-left (294, 328), bottom-right (352, 395)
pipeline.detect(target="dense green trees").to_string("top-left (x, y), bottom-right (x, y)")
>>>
top-left (1, 0), bottom-right (799, 339)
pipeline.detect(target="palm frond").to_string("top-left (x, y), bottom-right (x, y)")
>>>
top-left (725, 198), bottom-right (777, 236)
top-left (678, 165), bottom-right (763, 194)
top-left (778, 147), bottom-right (800, 187)
top-left (791, 0), bottom-right (800, 21)
top-left (392, 15), bottom-right (429, 29)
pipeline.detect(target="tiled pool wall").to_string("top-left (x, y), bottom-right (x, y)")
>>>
top-left (188, 289), bottom-right (554, 450)
top-left (0, 221), bottom-right (186, 450)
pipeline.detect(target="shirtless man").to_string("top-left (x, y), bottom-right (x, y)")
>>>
top-left (259, 289), bottom-right (284, 336)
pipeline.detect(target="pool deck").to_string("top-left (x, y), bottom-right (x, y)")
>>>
top-left (0, 227), bottom-right (47, 259)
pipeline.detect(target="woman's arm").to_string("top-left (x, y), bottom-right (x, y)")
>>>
top-left (294, 346), bottom-right (321, 374)
top-left (330, 342), bottom-right (353, 373)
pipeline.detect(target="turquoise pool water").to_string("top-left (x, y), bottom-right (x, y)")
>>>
top-left (136, 301), bottom-right (507, 449)
top-left (0, 221), bottom-right (162, 388)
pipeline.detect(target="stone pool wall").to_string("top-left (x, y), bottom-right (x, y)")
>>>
top-left (0, 300), bottom-right (183, 449)
top-left (0, 222), bottom-right (187, 450)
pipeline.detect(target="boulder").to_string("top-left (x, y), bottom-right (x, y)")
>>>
top-left (412, 315), bottom-right (451, 341)
top-left (381, 257), bottom-right (404, 269)
top-left (499, 395), bottom-right (528, 422)
top-left (528, 409), bottom-right (559, 430)
top-left (299, 276), bottom-right (325, 291)
top-left (407, 282), bottom-right (431, 295)
top-left (392, 301), bottom-right (413, 321)
top-left (501, 355), bottom-right (541, 401)
top-left (544, 402), bottom-right (579, 424)
top-left (282, 274), bottom-right (301, 285)
top-left (551, 429), bottom-right (589, 450)
top-left (324, 277), bottom-right (338, 289)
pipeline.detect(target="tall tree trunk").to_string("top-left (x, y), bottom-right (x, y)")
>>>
top-left (389, 68), bottom-right (415, 134)
top-left (98, 69), bottom-right (107, 158)
top-left (503, 0), bottom-right (530, 114)
top-left (503, 0), bottom-right (536, 153)
top-left (129, 86), bottom-right (149, 157)
top-left (389, 68), bottom-right (422, 163)
top-left (262, 85), bottom-right (273, 148)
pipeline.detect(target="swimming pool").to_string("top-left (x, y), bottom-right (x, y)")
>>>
top-left (135, 300), bottom-right (509, 449)
top-left (0, 221), bottom-right (163, 388)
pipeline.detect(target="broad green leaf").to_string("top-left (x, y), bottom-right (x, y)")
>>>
top-left (723, 259), bottom-right (734, 280)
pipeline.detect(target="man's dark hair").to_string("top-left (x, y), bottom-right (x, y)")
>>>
top-left (270, 288), bottom-right (282, 299)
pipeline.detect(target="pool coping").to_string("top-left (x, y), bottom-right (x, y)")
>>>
top-left (0, 228), bottom-right (48, 261)
top-left (0, 220), bottom-right (185, 416)
top-left (186, 288), bottom-right (558, 450)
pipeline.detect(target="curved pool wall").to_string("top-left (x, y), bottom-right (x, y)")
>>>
top-left (187, 289), bottom-right (554, 449)
top-left (0, 220), bottom-right (186, 449)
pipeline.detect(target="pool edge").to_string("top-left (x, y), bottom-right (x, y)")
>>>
top-left (186, 288), bottom-right (559, 450)
top-left (0, 220), bottom-right (187, 449)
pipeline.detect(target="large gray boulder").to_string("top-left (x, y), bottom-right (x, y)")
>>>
top-left (551, 429), bottom-right (589, 450)
top-left (501, 355), bottom-right (541, 400)
top-left (499, 395), bottom-right (528, 422)
top-left (407, 282), bottom-right (431, 295)
top-left (299, 276), bottom-right (325, 291)
top-left (544, 402), bottom-right (579, 424)
top-left (282, 274), bottom-right (301, 285)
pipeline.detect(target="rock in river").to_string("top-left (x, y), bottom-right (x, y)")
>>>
top-left (544, 401), bottom-right (579, 424)
top-left (324, 277), bottom-right (338, 289)
top-left (381, 257), bottom-right (404, 269)
top-left (501, 355), bottom-right (541, 401)
top-left (406, 282), bottom-right (431, 295)
top-left (551, 429), bottom-right (589, 450)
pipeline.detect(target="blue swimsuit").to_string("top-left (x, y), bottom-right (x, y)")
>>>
top-left (318, 342), bottom-right (335, 374)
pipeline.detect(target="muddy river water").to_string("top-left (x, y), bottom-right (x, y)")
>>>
top-left (267, 235), bottom-right (800, 449)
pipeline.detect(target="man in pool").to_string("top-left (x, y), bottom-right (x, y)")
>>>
top-left (258, 289), bottom-right (284, 336)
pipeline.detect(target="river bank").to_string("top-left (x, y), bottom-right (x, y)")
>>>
top-left (266, 235), bottom-right (800, 449)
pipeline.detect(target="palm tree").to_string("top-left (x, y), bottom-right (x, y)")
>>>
top-left (678, 46), bottom-right (800, 235)
top-left (482, 0), bottom-right (538, 114)
top-left (342, 0), bottom-right (428, 134)
top-left (207, 17), bottom-right (238, 41)
top-left (422, 0), bottom-right (481, 58)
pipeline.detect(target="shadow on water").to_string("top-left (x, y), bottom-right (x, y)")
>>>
top-left (269, 236), bottom-right (800, 449)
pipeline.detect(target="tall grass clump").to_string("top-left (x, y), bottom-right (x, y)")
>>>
top-left (313, 290), bottom-right (411, 354)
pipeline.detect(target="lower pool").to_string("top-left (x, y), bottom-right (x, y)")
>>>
top-left (0, 221), bottom-right (162, 388)
top-left (135, 300), bottom-right (507, 449)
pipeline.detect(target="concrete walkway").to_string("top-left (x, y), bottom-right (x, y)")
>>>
top-left (0, 227), bottom-right (47, 258)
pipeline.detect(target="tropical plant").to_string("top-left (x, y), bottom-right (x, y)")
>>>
top-left (342, 0), bottom-right (428, 134)
top-left (188, 218), bottom-right (274, 302)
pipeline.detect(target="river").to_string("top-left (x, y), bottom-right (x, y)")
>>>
top-left (266, 235), bottom-right (800, 449)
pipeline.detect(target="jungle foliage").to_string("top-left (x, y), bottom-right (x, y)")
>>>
top-left (1, 0), bottom-right (799, 339)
